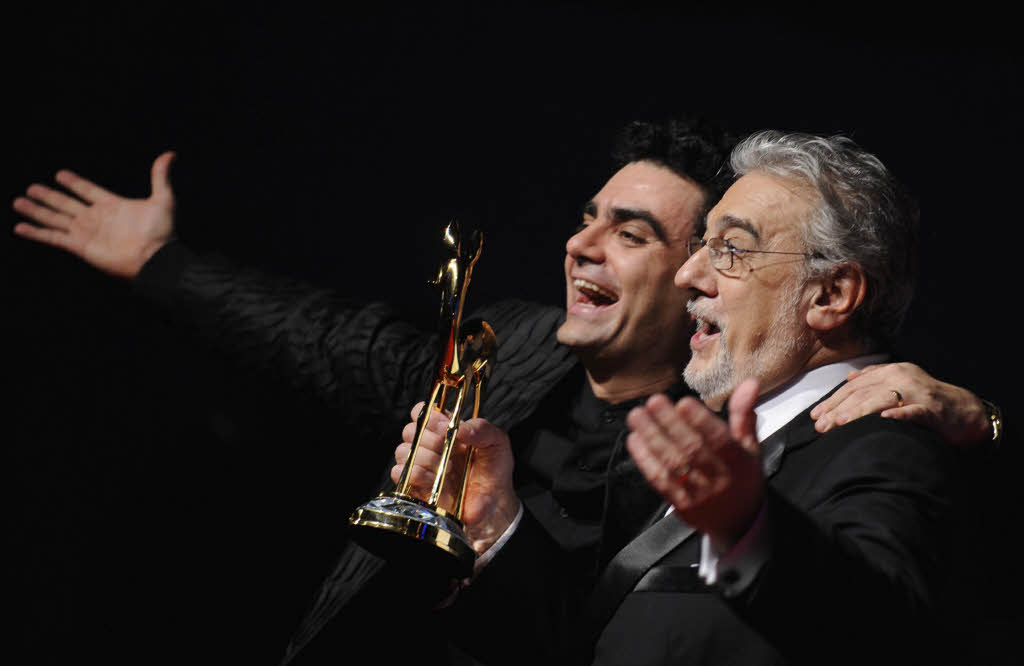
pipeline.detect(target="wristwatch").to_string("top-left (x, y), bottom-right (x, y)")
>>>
top-left (981, 399), bottom-right (1003, 443)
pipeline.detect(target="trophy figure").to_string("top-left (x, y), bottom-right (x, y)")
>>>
top-left (348, 221), bottom-right (496, 579)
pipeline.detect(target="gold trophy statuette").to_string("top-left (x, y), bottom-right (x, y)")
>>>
top-left (348, 221), bottom-right (496, 579)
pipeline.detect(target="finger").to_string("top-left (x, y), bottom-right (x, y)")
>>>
top-left (810, 368), bottom-right (891, 421)
top-left (55, 169), bottom-right (115, 204)
top-left (846, 363), bottom-right (886, 380)
top-left (25, 183), bottom-right (88, 217)
top-left (810, 383), bottom-right (853, 419)
top-left (394, 441), bottom-right (412, 465)
top-left (394, 440), bottom-right (447, 489)
top-left (626, 415), bottom-right (714, 487)
top-left (727, 378), bottom-right (760, 453)
top-left (629, 394), bottom-right (702, 456)
top-left (12, 196), bottom-right (73, 231)
top-left (401, 416), bottom-right (440, 444)
top-left (150, 151), bottom-right (176, 203)
top-left (626, 398), bottom-right (686, 465)
top-left (12, 222), bottom-right (75, 252)
top-left (407, 443), bottom-right (443, 471)
top-left (674, 447), bottom-right (725, 492)
top-left (672, 396), bottom-right (732, 453)
top-left (879, 404), bottom-right (932, 424)
top-left (810, 374), bottom-right (884, 419)
top-left (626, 431), bottom-right (685, 498)
top-left (456, 418), bottom-right (507, 451)
top-left (403, 423), bottom-right (448, 456)
top-left (404, 403), bottom-right (447, 441)
top-left (391, 461), bottom-right (438, 490)
top-left (413, 403), bottom-right (459, 437)
top-left (627, 430), bottom-right (718, 510)
top-left (824, 386), bottom-right (908, 431)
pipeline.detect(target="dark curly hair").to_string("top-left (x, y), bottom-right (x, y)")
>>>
top-left (612, 117), bottom-right (737, 223)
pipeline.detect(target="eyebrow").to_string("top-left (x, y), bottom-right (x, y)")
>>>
top-left (582, 200), bottom-right (670, 244)
top-left (709, 214), bottom-right (760, 245)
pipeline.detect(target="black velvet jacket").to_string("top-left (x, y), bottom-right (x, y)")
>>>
top-left (135, 241), bottom-right (676, 664)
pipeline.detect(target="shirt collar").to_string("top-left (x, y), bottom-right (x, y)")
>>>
top-left (753, 353), bottom-right (889, 443)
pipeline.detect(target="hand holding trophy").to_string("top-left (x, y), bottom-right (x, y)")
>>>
top-left (348, 221), bottom-right (496, 579)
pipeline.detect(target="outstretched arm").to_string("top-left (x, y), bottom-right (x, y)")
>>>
top-left (809, 362), bottom-right (995, 446)
top-left (13, 152), bottom-right (176, 279)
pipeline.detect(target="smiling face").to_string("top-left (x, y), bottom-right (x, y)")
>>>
top-left (676, 171), bottom-right (818, 408)
top-left (557, 161), bottom-right (706, 387)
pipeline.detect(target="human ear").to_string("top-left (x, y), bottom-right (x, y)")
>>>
top-left (806, 264), bottom-right (866, 332)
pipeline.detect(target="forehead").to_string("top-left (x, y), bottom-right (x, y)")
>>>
top-left (707, 172), bottom-right (816, 241)
top-left (592, 161), bottom-right (706, 238)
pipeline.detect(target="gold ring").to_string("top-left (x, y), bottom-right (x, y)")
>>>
top-left (890, 390), bottom-right (904, 408)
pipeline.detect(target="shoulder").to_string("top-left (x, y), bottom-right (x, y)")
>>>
top-left (819, 413), bottom-right (946, 455)
top-left (809, 414), bottom-right (953, 492)
top-left (470, 300), bottom-right (578, 429)
top-left (471, 299), bottom-right (565, 334)
top-left (470, 300), bottom-right (568, 360)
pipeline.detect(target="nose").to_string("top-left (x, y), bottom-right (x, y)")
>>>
top-left (565, 223), bottom-right (605, 265)
top-left (674, 246), bottom-right (715, 296)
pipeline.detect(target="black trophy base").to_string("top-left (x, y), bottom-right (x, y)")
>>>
top-left (348, 494), bottom-right (476, 580)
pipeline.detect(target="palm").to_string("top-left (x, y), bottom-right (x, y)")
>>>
top-left (460, 446), bottom-right (513, 526)
top-left (75, 194), bottom-right (173, 278)
top-left (13, 152), bottom-right (177, 279)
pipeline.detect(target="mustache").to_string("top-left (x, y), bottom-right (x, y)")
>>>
top-left (686, 298), bottom-right (719, 326)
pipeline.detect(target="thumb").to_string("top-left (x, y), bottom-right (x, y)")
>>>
top-left (728, 378), bottom-right (760, 453)
top-left (458, 418), bottom-right (508, 453)
top-left (151, 151), bottom-right (176, 202)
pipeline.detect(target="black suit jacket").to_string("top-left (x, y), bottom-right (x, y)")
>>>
top-left (449, 399), bottom-right (954, 666)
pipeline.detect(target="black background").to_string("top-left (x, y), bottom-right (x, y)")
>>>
top-left (6, 2), bottom-right (1021, 664)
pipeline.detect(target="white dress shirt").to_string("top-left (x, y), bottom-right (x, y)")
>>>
top-left (474, 353), bottom-right (889, 596)
top-left (697, 353), bottom-right (888, 593)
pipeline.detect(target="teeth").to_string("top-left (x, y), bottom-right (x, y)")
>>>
top-left (574, 279), bottom-right (617, 301)
top-left (693, 316), bottom-right (719, 335)
top-left (688, 301), bottom-right (719, 333)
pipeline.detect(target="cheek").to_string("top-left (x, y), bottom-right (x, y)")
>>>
top-left (646, 273), bottom-right (691, 328)
top-left (727, 299), bottom-right (774, 353)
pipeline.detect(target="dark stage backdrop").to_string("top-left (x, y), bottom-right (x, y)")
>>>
top-left (6, 3), bottom-right (1020, 664)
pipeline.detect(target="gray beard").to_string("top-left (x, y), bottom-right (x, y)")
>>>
top-left (683, 338), bottom-right (737, 405)
top-left (683, 287), bottom-right (807, 405)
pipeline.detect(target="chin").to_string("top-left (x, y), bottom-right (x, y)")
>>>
top-left (683, 352), bottom-right (736, 405)
top-left (556, 318), bottom-right (595, 350)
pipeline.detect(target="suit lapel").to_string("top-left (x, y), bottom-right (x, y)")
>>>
top-left (581, 395), bottom-right (831, 646)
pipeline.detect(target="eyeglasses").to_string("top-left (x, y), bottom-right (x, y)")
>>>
top-left (686, 236), bottom-right (815, 271)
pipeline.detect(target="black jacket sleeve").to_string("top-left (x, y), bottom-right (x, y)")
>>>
top-left (134, 241), bottom-right (439, 437)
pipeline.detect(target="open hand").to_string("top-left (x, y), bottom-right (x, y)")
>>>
top-left (13, 152), bottom-right (177, 279)
top-left (626, 379), bottom-right (763, 552)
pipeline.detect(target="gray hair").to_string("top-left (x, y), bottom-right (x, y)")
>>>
top-left (729, 131), bottom-right (918, 348)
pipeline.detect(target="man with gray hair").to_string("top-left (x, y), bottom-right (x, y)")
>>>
top-left (417, 131), bottom-right (953, 664)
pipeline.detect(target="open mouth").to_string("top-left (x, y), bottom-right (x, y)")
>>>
top-left (574, 278), bottom-right (619, 307)
top-left (691, 317), bottom-right (722, 348)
